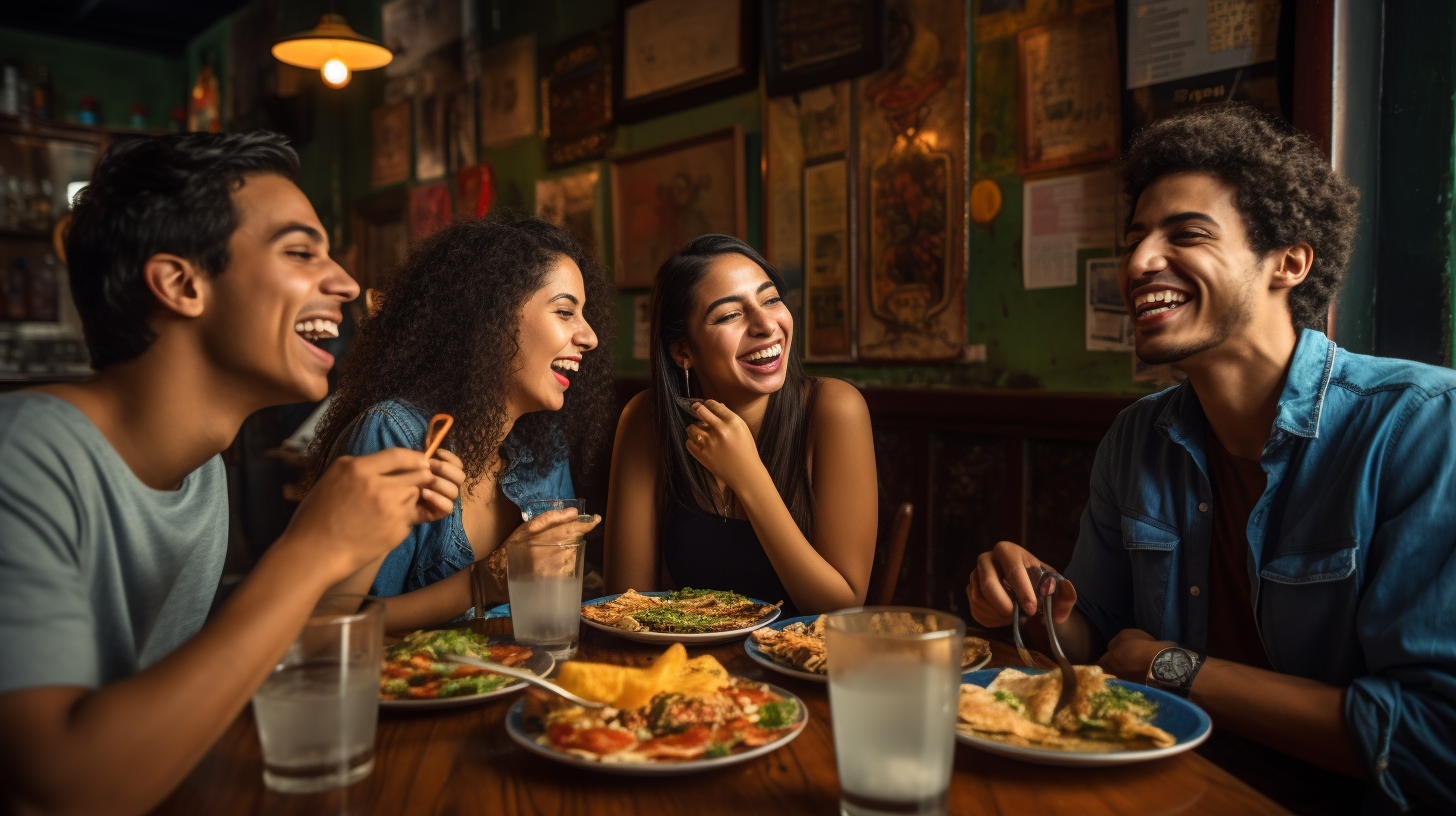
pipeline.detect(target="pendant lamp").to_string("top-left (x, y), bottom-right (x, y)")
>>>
top-left (272, 14), bottom-right (392, 89)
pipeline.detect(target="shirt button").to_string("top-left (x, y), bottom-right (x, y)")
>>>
top-left (1190, 586), bottom-right (1201, 596)
top-left (1198, 502), bottom-right (1210, 513)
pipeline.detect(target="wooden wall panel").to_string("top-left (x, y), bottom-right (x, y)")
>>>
top-left (927, 432), bottom-right (1009, 618)
top-left (1023, 438), bottom-right (1101, 572)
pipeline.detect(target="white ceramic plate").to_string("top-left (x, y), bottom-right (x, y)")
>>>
top-left (954, 668), bottom-right (1212, 767)
top-left (504, 682), bottom-right (808, 775)
top-left (743, 619), bottom-right (992, 683)
top-left (379, 639), bottom-right (555, 711)
top-left (579, 591), bottom-right (782, 645)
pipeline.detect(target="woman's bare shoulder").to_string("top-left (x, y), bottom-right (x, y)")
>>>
top-left (810, 377), bottom-right (870, 427)
top-left (614, 389), bottom-right (660, 451)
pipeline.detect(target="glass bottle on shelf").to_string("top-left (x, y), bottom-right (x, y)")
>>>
top-left (0, 169), bottom-right (16, 230)
top-left (32, 66), bottom-right (52, 120)
top-left (77, 96), bottom-right (99, 126)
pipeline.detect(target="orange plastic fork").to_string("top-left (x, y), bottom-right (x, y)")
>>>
top-left (422, 413), bottom-right (454, 459)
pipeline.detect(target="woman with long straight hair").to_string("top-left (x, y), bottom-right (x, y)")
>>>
top-left (603, 235), bottom-right (877, 615)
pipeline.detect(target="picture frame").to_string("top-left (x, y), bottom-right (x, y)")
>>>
top-left (414, 91), bottom-right (446, 181)
top-left (611, 127), bottom-right (747, 290)
top-left (540, 29), bottom-right (615, 169)
top-left (351, 186), bottom-right (409, 292)
top-left (802, 157), bottom-right (854, 360)
top-left (478, 34), bottom-right (537, 150)
top-left (456, 163), bottom-right (495, 218)
top-left (536, 167), bottom-right (602, 260)
top-left (1017, 11), bottom-right (1120, 175)
top-left (408, 182), bottom-right (452, 241)
top-left (614, 0), bottom-right (759, 124)
top-left (371, 103), bottom-right (411, 188)
top-left (763, 0), bottom-right (885, 97)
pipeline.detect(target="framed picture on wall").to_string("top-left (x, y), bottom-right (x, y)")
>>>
top-left (415, 91), bottom-right (447, 181)
top-left (446, 86), bottom-right (476, 173)
top-left (763, 0), bottom-right (885, 97)
top-left (371, 103), bottom-right (411, 188)
top-left (614, 0), bottom-right (759, 123)
top-left (351, 186), bottom-right (409, 292)
top-left (456, 163), bottom-right (495, 218)
top-left (1017, 11), bottom-right (1120, 174)
top-left (536, 167), bottom-right (602, 260)
top-left (408, 182), bottom-right (452, 241)
top-left (802, 156), bottom-right (854, 360)
top-left (478, 34), bottom-right (537, 149)
top-left (540, 29), bottom-right (615, 169)
top-left (611, 127), bottom-right (747, 289)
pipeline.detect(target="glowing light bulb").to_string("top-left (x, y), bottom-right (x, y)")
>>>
top-left (321, 58), bottom-right (350, 88)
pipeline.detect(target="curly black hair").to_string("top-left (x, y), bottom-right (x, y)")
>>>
top-left (1120, 103), bottom-right (1360, 332)
top-left (304, 213), bottom-right (616, 489)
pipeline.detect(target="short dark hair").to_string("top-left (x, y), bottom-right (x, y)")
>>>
top-left (1120, 104), bottom-right (1360, 332)
top-left (65, 131), bottom-right (300, 368)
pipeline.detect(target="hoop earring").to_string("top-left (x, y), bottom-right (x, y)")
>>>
top-left (682, 364), bottom-right (691, 397)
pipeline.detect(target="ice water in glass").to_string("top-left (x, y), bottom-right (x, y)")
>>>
top-left (507, 512), bottom-right (585, 662)
top-left (826, 608), bottom-right (965, 816)
top-left (521, 498), bottom-right (590, 523)
top-left (253, 596), bottom-right (382, 793)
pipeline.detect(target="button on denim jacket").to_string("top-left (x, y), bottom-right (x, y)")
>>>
top-left (335, 400), bottom-right (575, 602)
top-left (1065, 330), bottom-right (1456, 813)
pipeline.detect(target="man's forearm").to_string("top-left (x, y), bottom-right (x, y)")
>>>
top-left (2, 539), bottom-right (335, 816)
top-left (1190, 657), bottom-right (1362, 778)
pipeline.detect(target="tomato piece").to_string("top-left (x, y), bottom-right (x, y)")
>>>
top-left (548, 724), bottom-right (638, 755)
top-left (636, 725), bottom-right (713, 759)
top-left (734, 688), bottom-right (774, 707)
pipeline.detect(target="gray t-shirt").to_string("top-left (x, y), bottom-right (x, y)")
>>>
top-left (0, 392), bottom-right (227, 694)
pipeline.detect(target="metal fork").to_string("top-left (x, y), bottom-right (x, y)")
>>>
top-left (1010, 565), bottom-right (1078, 715)
top-left (444, 654), bottom-right (606, 708)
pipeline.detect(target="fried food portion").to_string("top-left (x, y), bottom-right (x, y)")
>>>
top-left (581, 588), bottom-right (780, 634)
top-left (752, 615), bottom-right (990, 676)
top-left (958, 666), bottom-right (1177, 752)
top-left (554, 644), bottom-right (733, 709)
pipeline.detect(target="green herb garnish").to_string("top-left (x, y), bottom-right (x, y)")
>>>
top-left (631, 607), bottom-right (722, 632)
top-left (992, 690), bottom-right (1025, 711)
top-left (1087, 685), bottom-right (1157, 719)
top-left (705, 743), bottom-right (732, 758)
top-left (669, 587), bottom-right (750, 606)
top-left (756, 700), bottom-right (798, 729)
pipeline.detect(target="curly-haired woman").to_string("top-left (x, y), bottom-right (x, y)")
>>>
top-left (603, 235), bottom-right (878, 616)
top-left (305, 214), bottom-right (615, 630)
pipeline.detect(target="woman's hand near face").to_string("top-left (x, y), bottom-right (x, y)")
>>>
top-left (684, 400), bottom-right (771, 493)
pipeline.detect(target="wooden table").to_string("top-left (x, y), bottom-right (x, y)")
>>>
top-left (152, 620), bottom-right (1291, 816)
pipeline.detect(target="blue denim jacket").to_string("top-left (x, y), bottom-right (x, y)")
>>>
top-left (335, 400), bottom-right (575, 600)
top-left (1066, 330), bottom-right (1456, 813)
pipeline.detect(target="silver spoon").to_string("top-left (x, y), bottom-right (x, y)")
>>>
top-left (444, 654), bottom-right (606, 708)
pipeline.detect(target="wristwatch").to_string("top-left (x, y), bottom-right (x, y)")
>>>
top-left (1146, 646), bottom-right (1203, 697)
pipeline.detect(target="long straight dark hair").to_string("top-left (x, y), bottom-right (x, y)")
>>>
top-left (649, 235), bottom-right (819, 538)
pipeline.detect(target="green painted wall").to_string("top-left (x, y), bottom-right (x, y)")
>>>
top-left (0, 27), bottom-right (183, 130)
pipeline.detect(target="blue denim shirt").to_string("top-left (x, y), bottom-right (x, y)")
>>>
top-left (1066, 329), bottom-right (1456, 813)
top-left (335, 400), bottom-right (575, 600)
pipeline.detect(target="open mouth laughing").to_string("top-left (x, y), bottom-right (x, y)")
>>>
top-left (737, 341), bottom-right (784, 373)
top-left (1132, 288), bottom-right (1192, 321)
top-left (294, 317), bottom-right (341, 365)
top-left (551, 356), bottom-right (580, 387)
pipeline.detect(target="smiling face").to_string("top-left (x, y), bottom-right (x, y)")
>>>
top-left (505, 255), bottom-right (599, 416)
top-left (1121, 172), bottom-right (1281, 366)
top-left (673, 253), bottom-right (793, 400)
top-left (196, 173), bottom-right (359, 404)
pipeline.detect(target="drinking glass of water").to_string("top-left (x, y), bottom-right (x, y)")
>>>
top-left (252, 595), bottom-right (383, 794)
top-left (825, 607), bottom-right (966, 816)
top-left (506, 524), bottom-right (586, 662)
top-left (521, 498), bottom-right (589, 522)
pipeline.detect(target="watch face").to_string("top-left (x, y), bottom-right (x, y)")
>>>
top-left (1154, 649), bottom-right (1194, 685)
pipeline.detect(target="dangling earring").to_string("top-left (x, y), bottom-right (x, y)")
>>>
top-left (682, 363), bottom-right (691, 397)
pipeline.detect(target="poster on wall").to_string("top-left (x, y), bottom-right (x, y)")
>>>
top-left (1126, 0), bottom-right (1279, 90)
top-left (408, 182), bottom-right (452, 241)
top-left (855, 0), bottom-right (966, 361)
top-left (446, 87), bottom-right (476, 173)
top-left (1021, 168), bottom-right (1118, 290)
top-left (616, 0), bottom-right (757, 122)
top-left (478, 34), bottom-right (537, 149)
top-left (414, 91), bottom-right (446, 180)
top-left (382, 0), bottom-right (462, 77)
top-left (763, 0), bottom-right (885, 96)
top-left (1085, 256), bottom-right (1134, 351)
top-left (540, 30), bottom-right (616, 168)
top-left (803, 157), bottom-right (854, 360)
top-left (763, 81), bottom-right (852, 295)
top-left (1018, 10), bottom-right (1120, 174)
top-left (371, 103), bottom-right (411, 188)
top-left (536, 168), bottom-right (602, 259)
top-left (611, 127), bottom-right (747, 290)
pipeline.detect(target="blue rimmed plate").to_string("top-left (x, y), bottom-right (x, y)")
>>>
top-left (955, 667), bottom-right (1212, 767)
top-left (579, 591), bottom-right (782, 644)
top-left (742, 615), bottom-right (825, 683)
top-left (378, 636), bottom-right (555, 711)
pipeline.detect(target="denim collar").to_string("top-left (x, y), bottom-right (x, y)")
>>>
top-left (1153, 329), bottom-right (1336, 444)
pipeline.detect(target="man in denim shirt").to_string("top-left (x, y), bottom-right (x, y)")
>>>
top-left (968, 104), bottom-right (1455, 815)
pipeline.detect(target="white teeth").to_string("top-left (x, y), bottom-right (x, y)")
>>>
top-left (746, 343), bottom-right (783, 362)
top-left (295, 319), bottom-right (339, 340)
top-left (1138, 291), bottom-right (1187, 306)
top-left (552, 359), bottom-right (579, 372)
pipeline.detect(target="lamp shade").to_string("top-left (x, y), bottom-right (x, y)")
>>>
top-left (271, 14), bottom-right (392, 71)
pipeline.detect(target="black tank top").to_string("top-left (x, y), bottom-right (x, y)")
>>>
top-left (660, 502), bottom-right (799, 618)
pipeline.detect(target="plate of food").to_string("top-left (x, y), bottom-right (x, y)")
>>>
top-left (579, 589), bottom-right (782, 644)
top-left (379, 629), bottom-right (555, 710)
top-left (955, 666), bottom-right (1210, 767)
top-left (745, 615), bottom-right (993, 683)
top-left (505, 643), bottom-right (807, 775)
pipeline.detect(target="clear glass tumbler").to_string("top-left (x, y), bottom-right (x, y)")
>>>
top-left (826, 607), bottom-right (966, 816)
top-left (521, 498), bottom-right (590, 522)
top-left (252, 595), bottom-right (382, 794)
top-left (507, 530), bottom-right (586, 662)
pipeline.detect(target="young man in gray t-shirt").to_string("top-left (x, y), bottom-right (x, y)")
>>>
top-left (0, 133), bottom-right (469, 814)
